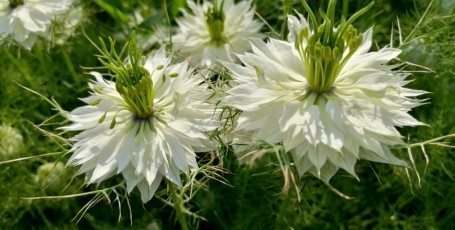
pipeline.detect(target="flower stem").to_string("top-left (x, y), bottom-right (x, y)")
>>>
top-left (60, 47), bottom-right (80, 85)
top-left (169, 182), bottom-right (189, 230)
top-left (275, 188), bottom-right (293, 230)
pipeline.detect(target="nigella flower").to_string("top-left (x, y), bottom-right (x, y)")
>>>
top-left (63, 39), bottom-right (218, 202)
top-left (0, 0), bottom-right (73, 49)
top-left (222, 1), bottom-right (426, 182)
top-left (172, 0), bottom-right (263, 68)
top-left (53, 5), bottom-right (84, 45)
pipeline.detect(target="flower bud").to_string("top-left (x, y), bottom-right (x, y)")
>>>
top-left (0, 125), bottom-right (24, 157)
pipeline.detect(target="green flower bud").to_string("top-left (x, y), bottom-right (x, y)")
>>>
top-left (0, 125), bottom-right (24, 157)
top-left (35, 162), bottom-right (69, 194)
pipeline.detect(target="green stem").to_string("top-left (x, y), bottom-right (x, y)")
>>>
top-left (300, 0), bottom-right (318, 36)
top-left (274, 189), bottom-right (292, 230)
top-left (4, 50), bottom-right (33, 86)
top-left (60, 47), bottom-right (80, 84)
top-left (342, 0), bottom-right (349, 17)
top-left (400, 0), bottom-right (434, 46)
top-left (36, 206), bottom-right (54, 229)
top-left (0, 151), bottom-right (63, 165)
top-left (280, 0), bottom-right (292, 39)
top-left (392, 133), bottom-right (455, 149)
top-left (169, 182), bottom-right (189, 230)
top-left (21, 182), bottom-right (125, 200)
top-left (334, 1), bottom-right (374, 46)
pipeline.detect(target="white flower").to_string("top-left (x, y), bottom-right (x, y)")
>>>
top-left (53, 5), bottom-right (83, 45)
top-left (0, 0), bottom-right (73, 49)
top-left (63, 46), bottom-right (218, 202)
top-left (172, 0), bottom-right (263, 68)
top-left (222, 7), bottom-right (426, 183)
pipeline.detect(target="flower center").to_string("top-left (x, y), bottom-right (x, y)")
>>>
top-left (205, 0), bottom-right (227, 47)
top-left (9, 0), bottom-right (24, 9)
top-left (116, 64), bottom-right (155, 119)
top-left (297, 0), bottom-right (373, 93)
top-left (96, 36), bottom-right (156, 122)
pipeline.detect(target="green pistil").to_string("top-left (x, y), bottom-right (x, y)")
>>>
top-left (116, 65), bottom-right (155, 119)
top-left (95, 35), bottom-right (156, 123)
top-left (205, 0), bottom-right (227, 47)
top-left (9, 0), bottom-right (24, 8)
top-left (298, 0), bottom-right (374, 94)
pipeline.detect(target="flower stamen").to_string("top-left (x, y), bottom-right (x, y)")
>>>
top-left (95, 35), bottom-right (156, 120)
top-left (298, 0), bottom-right (374, 94)
top-left (205, 0), bottom-right (227, 46)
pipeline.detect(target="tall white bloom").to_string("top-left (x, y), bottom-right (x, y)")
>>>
top-left (223, 1), bottom-right (426, 183)
top-left (172, 0), bottom-right (263, 68)
top-left (0, 0), bottom-right (73, 49)
top-left (63, 42), bottom-right (218, 202)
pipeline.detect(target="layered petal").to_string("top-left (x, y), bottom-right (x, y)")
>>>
top-left (63, 49), bottom-right (218, 202)
top-left (0, 0), bottom-right (73, 49)
top-left (172, 0), bottom-right (263, 68)
top-left (223, 18), bottom-right (425, 182)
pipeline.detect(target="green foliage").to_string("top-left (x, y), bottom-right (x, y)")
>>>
top-left (0, 0), bottom-right (454, 229)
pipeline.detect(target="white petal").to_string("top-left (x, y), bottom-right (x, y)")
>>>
top-left (137, 174), bottom-right (163, 203)
top-left (307, 144), bottom-right (329, 178)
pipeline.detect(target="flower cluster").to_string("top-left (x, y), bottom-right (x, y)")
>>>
top-left (23, 0), bottom-right (428, 197)
top-left (6, 0), bottom-right (430, 207)
top-left (2, 1), bottom-right (449, 230)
